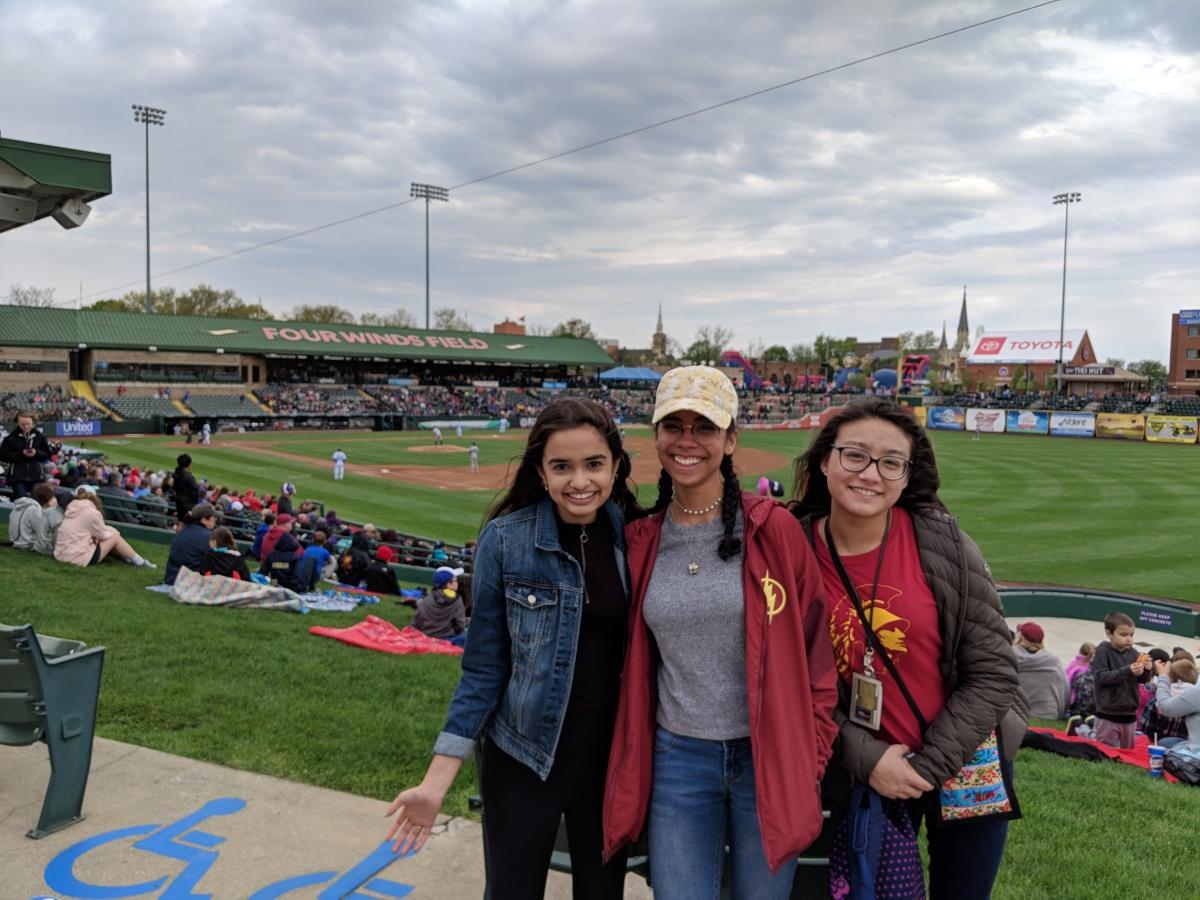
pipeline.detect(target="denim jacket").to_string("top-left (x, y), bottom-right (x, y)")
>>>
top-left (433, 496), bottom-right (629, 779)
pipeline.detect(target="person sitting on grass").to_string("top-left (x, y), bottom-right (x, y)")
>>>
top-left (201, 526), bottom-right (252, 581)
top-left (54, 486), bottom-right (156, 569)
top-left (164, 502), bottom-right (220, 585)
top-left (259, 513), bottom-right (304, 588)
top-left (336, 531), bottom-right (373, 587)
top-left (1014, 621), bottom-right (1069, 719)
top-left (1151, 656), bottom-right (1200, 747)
top-left (1065, 642), bottom-right (1095, 710)
top-left (412, 566), bottom-right (468, 646)
top-left (9, 482), bottom-right (63, 556)
top-left (360, 544), bottom-right (402, 595)
top-left (300, 529), bottom-right (335, 583)
top-left (260, 513), bottom-right (298, 563)
top-left (250, 511), bottom-right (275, 561)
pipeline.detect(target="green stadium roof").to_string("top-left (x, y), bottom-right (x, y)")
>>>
top-left (0, 138), bottom-right (112, 234)
top-left (0, 305), bottom-right (614, 366)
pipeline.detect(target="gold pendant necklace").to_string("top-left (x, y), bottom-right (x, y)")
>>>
top-left (670, 507), bottom-right (705, 575)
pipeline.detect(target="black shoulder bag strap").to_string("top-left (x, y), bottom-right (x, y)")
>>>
top-left (824, 516), bottom-right (929, 735)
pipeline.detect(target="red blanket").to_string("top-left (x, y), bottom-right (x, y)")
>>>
top-left (1028, 727), bottom-right (1177, 782)
top-left (310, 614), bottom-right (464, 657)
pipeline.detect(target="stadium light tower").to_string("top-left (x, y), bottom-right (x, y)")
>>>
top-left (410, 183), bottom-right (449, 329)
top-left (133, 104), bottom-right (167, 314)
top-left (1052, 191), bottom-right (1082, 394)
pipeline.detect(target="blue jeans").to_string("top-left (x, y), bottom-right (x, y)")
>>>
top-left (907, 757), bottom-right (1015, 900)
top-left (648, 727), bottom-right (797, 900)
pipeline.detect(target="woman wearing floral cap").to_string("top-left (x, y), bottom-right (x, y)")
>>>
top-left (603, 365), bottom-right (838, 899)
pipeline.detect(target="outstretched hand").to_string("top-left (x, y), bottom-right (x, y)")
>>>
top-left (385, 784), bottom-right (444, 854)
top-left (868, 743), bottom-right (935, 800)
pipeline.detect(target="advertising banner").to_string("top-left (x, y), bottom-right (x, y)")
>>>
top-left (1049, 412), bottom-right (1096, 437)
top-left (965, 408), bottom-right (1005, 434)
top-left (1145, 415), bottom-right (1198, 444)
top-left (1095, 413), bottom-right (1145, 440)
top-left (926, 406), bottom-right (964, 431)
top-left (54, 419), bottom-right (102, 438)
top-left (541, 381), bottom-right (567, 390)
top-left (1005, 409), bottom-right (1049, 435)
top-left (911, 406), bottom-right (928, 427)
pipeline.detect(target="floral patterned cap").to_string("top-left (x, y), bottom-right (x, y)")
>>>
top-left (652, 365), bottom-right (738, 429)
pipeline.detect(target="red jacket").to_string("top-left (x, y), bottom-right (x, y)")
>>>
top-left (602, 493), bottom-right (839, 873)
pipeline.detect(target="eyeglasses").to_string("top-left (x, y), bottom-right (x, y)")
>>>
top-left (657, 419), bottom-right (722, 439)
top-left (831, 446), bottom-right (911, 480)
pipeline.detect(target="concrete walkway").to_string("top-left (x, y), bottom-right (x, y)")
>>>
top-left (3, 737), bottom-right (651, 899)
top-left (1002, 615), bottom-right (1194, 670)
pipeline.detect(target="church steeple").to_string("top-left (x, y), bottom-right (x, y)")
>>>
top-left (651, 304), bottom-right (668, 363)
top-left (939, 321), bottom-right (948, 350)
top-left (955, 286), bottom-right (970, 353)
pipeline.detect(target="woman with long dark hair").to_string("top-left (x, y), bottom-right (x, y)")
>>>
top-left (388, 398), bottom-right (639, 899)
top-left (790, 397), bottom-right (1028, 898)
top-left (603, 366), bottom-right (838, 899)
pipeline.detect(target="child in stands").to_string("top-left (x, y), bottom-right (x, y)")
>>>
top-left (412, 566), bottom-right (467, 645)
top-left (202, 526), bottom-right (252, 580)
top-left (1065, 642), bottom-right (1094, 710)
top-left (1091, 612), bottom-right (1153, 748)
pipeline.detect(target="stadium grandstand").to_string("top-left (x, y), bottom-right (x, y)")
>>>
top-left (0, 304), bottom-right (620, 432)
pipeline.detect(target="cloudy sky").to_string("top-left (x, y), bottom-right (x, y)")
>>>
top-left (3, 0), bottom-right (1197, 363)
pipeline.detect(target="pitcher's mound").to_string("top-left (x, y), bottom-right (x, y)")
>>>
top-left (409, 445), bottom-right (466, 454)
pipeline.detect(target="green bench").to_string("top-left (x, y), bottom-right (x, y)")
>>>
top-left (0, 623), bottom-right (106, 838)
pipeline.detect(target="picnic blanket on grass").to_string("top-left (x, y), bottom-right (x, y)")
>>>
top-left (169, 566), bottom-right (306, 612)
top-left (310, 614), bottom-right (464, 656)
top-left (156, 570), bottom-right (382, 612)
top-left (1023, 727), bottom-right (1178, 782)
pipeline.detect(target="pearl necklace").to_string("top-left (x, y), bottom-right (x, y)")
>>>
top-left (673, 495), bottom-right (722, 517)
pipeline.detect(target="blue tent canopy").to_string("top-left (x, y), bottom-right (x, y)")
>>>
top-left (599, 366), bottom-right (662, 382)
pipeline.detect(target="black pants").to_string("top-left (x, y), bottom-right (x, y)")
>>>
top-left (479, 704), bottom-right (627, 900)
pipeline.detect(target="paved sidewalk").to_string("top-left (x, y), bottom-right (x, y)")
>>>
top-left (1003, 615), bottom-right (1192, 670)
top-left (3, 737), bottom-right (651, 899)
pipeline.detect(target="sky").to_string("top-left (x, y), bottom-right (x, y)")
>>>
top-left (2, 0), bottom-right (1197, 363)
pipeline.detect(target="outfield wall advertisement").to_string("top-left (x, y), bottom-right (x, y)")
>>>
top-left (1095, 413), bottom-right (1146, 440)
top-left (54, 419), bottom-right (102, 437)
top-left (926, 407), bottom-right (965, 431)
top-left (1049, 412), bottom-right (1095, 438)
top-left (1145, 415), bottom-right (1198, 444)
top-left (965, 409), bottom-right (1006, 433)
top-left (1005, 409), bottom-right (1049, 435)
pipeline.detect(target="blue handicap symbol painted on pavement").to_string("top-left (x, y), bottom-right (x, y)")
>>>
top-left (39, 797), bottom-right (416, 898)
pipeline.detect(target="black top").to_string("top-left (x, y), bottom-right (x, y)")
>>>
top-left (556, 514), bottom-right (628, 711)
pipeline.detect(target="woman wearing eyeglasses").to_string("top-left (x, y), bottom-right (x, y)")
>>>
top-left (603, 366), bottom-right (838, 900)
top-left (790, 397), bottom-right (1028, 899)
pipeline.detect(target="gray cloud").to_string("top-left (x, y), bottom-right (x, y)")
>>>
top-left (2, 0), bottom-right (1196, 362)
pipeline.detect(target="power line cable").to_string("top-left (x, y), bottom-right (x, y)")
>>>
top-left (73, 0), bottom-right (1063, 305)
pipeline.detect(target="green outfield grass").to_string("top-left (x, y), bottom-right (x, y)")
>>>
top-left (7, 424), bottom-right (1200, 895)
top-left (80, 426), bottom-right (1200, 600)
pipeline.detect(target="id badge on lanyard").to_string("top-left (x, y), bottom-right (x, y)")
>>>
top-left (849, 671), bottom-right (884, 730)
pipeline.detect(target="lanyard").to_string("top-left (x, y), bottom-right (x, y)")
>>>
top-left (824, 510), bottom-right (928, 732)
top-left (824, 511), bottom-right (890, 678)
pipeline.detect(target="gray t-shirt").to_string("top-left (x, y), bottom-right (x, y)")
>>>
top-left (643, 510), bottom-right (748, 740)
